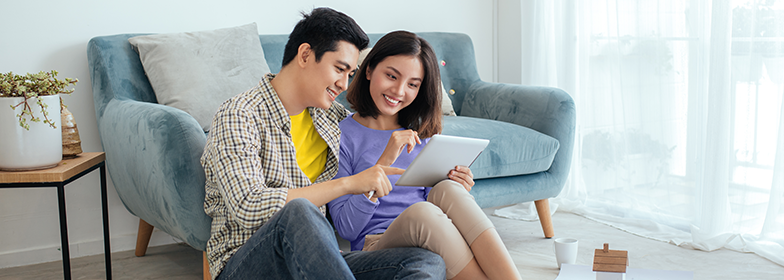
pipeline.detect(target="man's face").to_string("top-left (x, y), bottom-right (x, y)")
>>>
top-left (302, 40), bottom-right (359, 110)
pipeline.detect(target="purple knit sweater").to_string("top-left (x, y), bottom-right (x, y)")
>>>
top-left (327, 113), bottom-right (431, 251)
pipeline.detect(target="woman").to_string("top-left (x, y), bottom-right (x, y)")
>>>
top-left (327, 30), bottom-right (521, 280)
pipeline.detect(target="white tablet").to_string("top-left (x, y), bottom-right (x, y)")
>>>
top-left (395, 134), bottom-right (490, 187)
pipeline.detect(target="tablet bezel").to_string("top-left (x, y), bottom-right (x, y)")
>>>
top-left (395, 134), bottom-right (489, 187)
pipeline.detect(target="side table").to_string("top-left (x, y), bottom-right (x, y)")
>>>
top-left (0, 152), bottom-right (111, 280)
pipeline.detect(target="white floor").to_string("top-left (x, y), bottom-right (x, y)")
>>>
top-left (495, 209), bottom-right (784, 280)
top-left (1, 208), bottom-right (782, 279)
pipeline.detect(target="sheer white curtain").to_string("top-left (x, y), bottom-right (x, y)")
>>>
top-left (518, 0), bottom-right (784, 266)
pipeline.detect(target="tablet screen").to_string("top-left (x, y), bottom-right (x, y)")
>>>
top-left (395, 134), bottom-right (489, 187)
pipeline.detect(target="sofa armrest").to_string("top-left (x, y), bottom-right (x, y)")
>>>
top-left (460, 81), bottom-right (576, 184)
top-left (98, 98), bottom-right (211, 250)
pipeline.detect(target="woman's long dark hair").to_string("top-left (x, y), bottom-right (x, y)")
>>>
top-left (346, 30), bottom-right (442, 138)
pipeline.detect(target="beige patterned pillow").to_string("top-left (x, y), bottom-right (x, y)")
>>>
top-left (129, 23), bottom-right (271, 131)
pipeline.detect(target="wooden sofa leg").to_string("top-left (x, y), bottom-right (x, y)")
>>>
top-left (203, 251), bottom-right (210, 280)
top-left (534, 199), bottom-right (555, 238)
top-left (135, 219), bottom-right (154, 257)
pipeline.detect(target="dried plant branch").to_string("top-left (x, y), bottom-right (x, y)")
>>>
top-left (1, 70), bottom-right (78, 130)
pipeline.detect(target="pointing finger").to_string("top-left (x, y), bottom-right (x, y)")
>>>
top-left (381, 166), bottom-right (405, 175)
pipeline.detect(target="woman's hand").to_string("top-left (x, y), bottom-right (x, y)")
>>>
top-left (448, 165), bottom-right (475, 191)
top-left (376, 129), bottom-right (422, 166)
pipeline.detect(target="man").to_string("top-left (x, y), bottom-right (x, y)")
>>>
top-left (201, 7), bottom-right (446, 280)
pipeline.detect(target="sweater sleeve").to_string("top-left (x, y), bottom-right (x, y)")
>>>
top-left (327, 132), bottom-right (380, 242)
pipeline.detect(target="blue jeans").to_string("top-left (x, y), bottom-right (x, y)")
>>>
top-left (217, 198), bottom-right (446, 280)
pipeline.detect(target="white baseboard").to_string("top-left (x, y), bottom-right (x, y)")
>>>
top-left (0, 229), bottom-right (179, 269)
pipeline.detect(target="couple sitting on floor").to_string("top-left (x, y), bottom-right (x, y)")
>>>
top-left (201, 7), bottom-right (521, 280)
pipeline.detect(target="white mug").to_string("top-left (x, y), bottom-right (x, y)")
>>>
top-left (553, 238), bottom-right (578, 269)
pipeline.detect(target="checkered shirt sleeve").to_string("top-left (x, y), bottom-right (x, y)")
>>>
top-left (201, 73), bottom-right (347, 278)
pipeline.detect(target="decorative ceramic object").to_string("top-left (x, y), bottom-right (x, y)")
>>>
top-left (1, 70), bottom-right (77, 170)
top-left (61, 106), bottom-right (82, 158)
top-left (0, 95), bottom-right (63, 170)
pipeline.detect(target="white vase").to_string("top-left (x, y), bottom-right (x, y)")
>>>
top-left (0, 95), bottom-right (63, 171)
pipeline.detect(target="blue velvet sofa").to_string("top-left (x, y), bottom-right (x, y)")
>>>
top-left (87, 32), bottom-right (575, 277)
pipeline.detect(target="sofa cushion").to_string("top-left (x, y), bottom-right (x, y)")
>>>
top-left (442, 116), bottom-right (560, 179)
top-left (128, 23), bottom-right (271, 132)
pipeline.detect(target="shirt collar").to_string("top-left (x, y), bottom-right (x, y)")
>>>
top-left (259, 73), bottom-right (293, 134)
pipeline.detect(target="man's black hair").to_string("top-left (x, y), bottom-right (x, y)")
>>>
top-left (281, 7), bottom-right (369, 67)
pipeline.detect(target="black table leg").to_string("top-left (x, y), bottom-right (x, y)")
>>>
top-left (56, 183), bottom-right (72, 280)
top-left (100, 164), bottom-right (112, 279)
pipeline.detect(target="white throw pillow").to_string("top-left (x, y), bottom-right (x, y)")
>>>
top-left (439, 85), bottom-right (457, 116)
top-left (129, 23), bottom-right (271, 131)
top-left (358, 48), bottom-right (456, 116)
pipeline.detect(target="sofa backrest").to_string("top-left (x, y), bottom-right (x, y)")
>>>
top-left (88, 32), bottom-right (482, 120)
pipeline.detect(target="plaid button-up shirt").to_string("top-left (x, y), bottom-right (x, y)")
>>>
top-left (202, 73), bottom-right (348, 278)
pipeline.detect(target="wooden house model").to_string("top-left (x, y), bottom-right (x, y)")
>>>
top-left (593, 243), bottom-right (629, 280)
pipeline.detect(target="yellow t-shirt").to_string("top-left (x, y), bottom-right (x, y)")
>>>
top-left (290, 109), bottom-right (328, 183)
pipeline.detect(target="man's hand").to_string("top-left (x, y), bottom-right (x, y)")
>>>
top-left (376, 130), bottom-right (422, 166)
top-left (346, 165), bottom-right (405, 202)
top-left (448, 165), bottom-right (475, 192)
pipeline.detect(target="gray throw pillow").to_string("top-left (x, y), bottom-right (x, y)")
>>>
top-left (129, 23), bottom-right (271, 131)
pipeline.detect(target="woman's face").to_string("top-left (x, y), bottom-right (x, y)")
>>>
top-left (366, 54), bottom-right (424, 117)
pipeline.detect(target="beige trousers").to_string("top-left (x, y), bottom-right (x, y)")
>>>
top-left (363, 180), bottom-right (494, 279)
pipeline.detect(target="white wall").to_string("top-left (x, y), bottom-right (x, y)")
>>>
top-left (0, 0), bottom-right (494, 268)
top-left (497, 0), bottom-right (523, 84)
